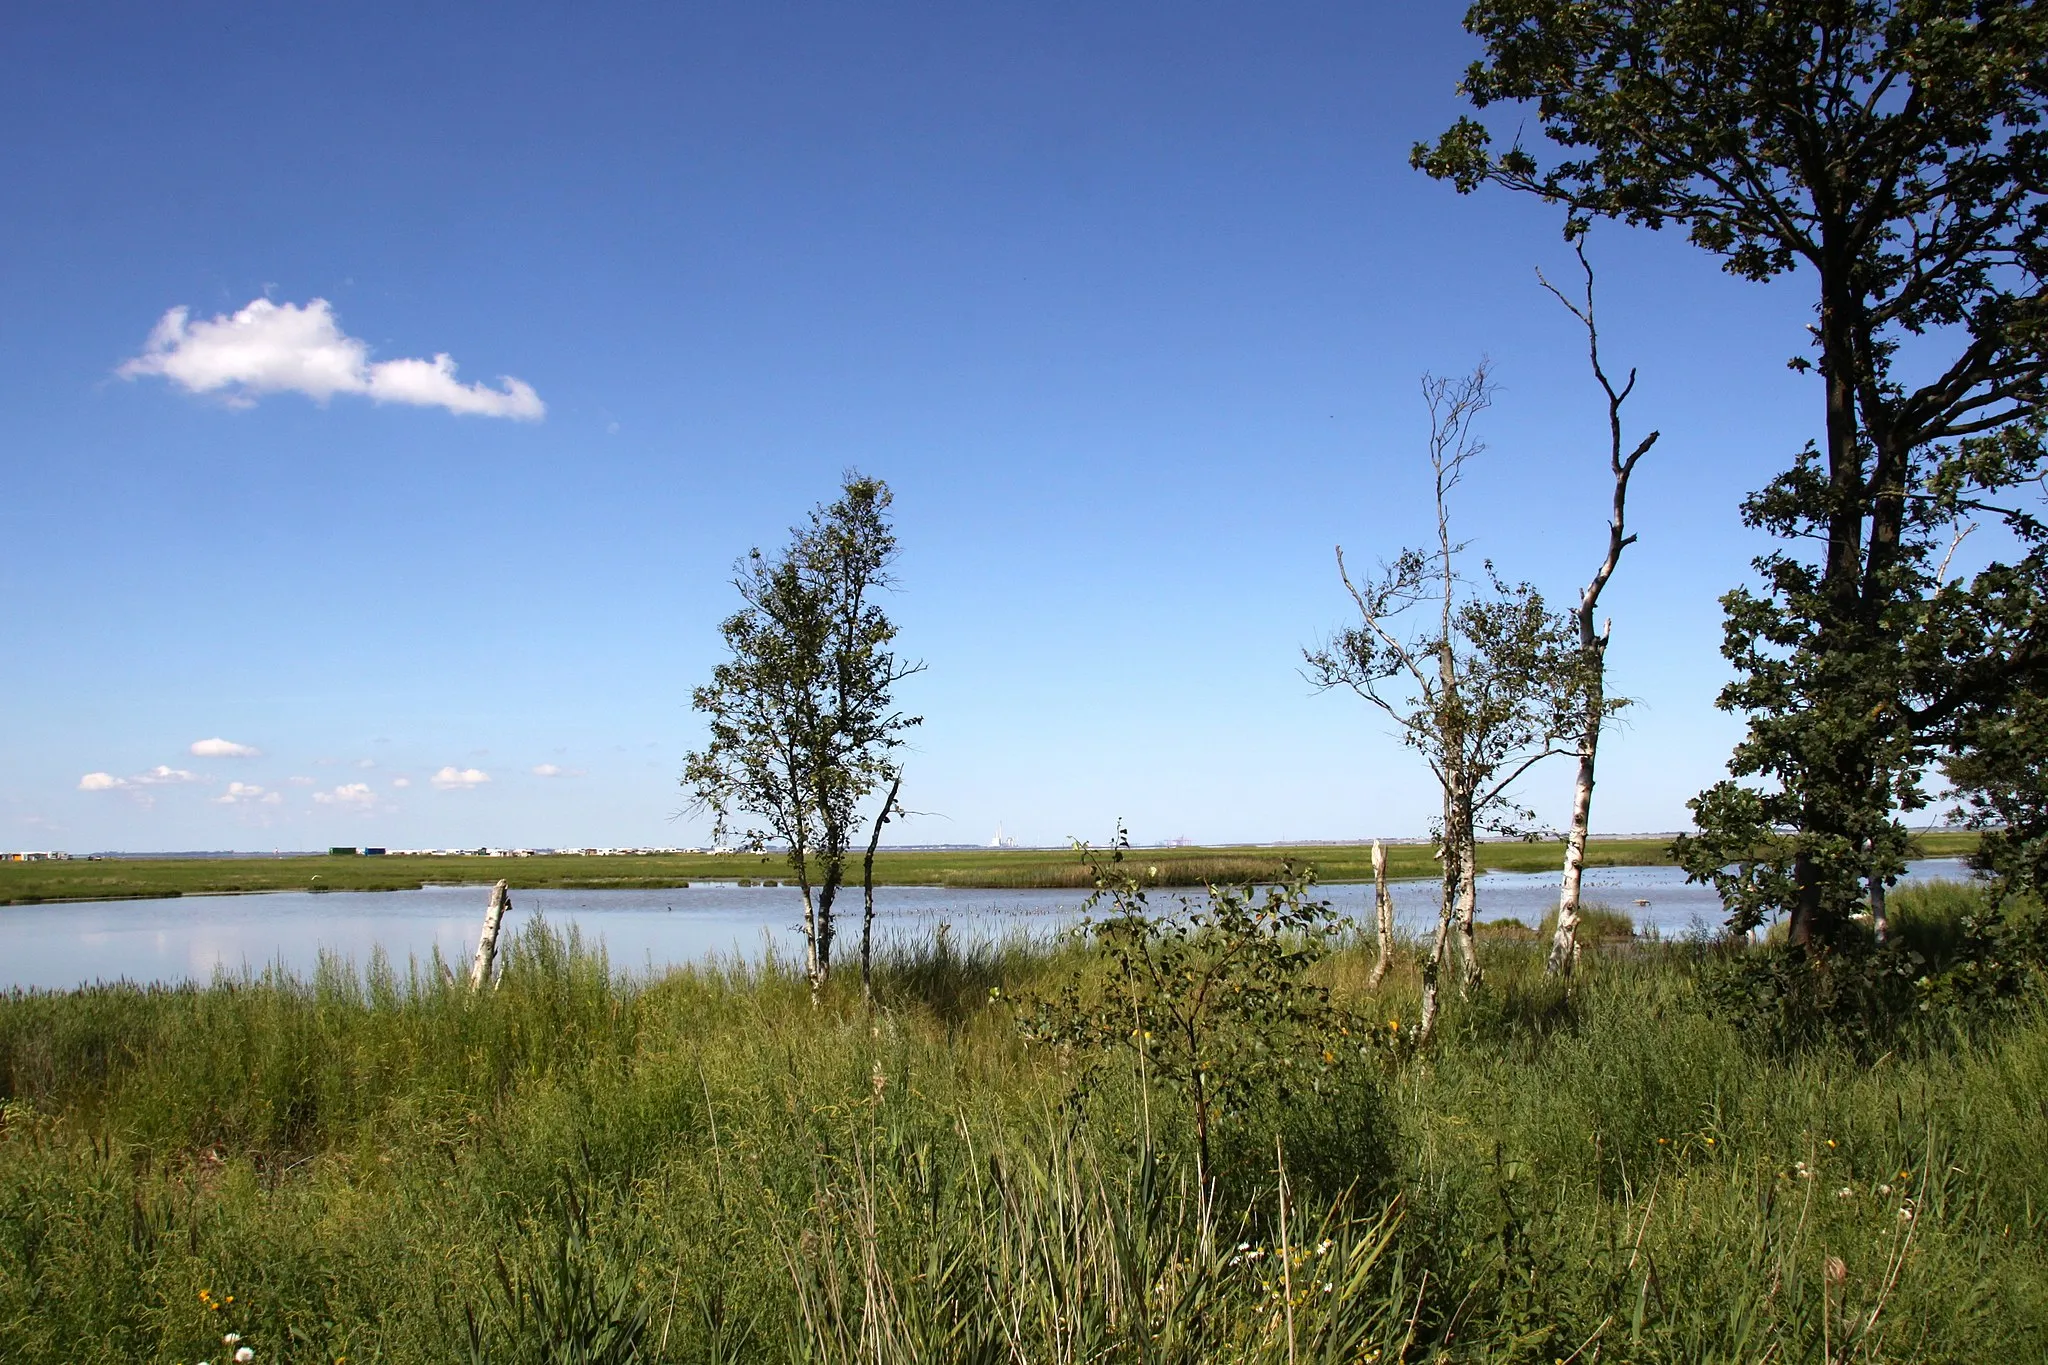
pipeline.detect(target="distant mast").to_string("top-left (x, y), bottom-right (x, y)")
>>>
top-left (989, 823), bottom-right (1017, 849)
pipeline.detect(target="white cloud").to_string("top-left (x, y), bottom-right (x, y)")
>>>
top-left (354, 758), bottom-right (376, 769)
top-left (531, 763), bottom-right (584, 778)
top-left (134, 765), bottom-right (199, 785)
top-left (215, 781), bottom-right (282, 806)
top-left (288, 775), bottom-right (316, 786)
top-left (120, 298), bottom-right (545, 421)
top-left (312, 783), bottom-right (376, 806)
top-left (431, 765), bottom-right (491, 790)
top-left (391, 776), bottom-right (412, 789)
top-left (78, 772), bottom-right (127, 791)
top-left (190, 737), bottom-right (261, 758)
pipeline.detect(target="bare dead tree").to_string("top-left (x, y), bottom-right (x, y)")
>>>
top-left (469, 879), bottom-right (511, 990)
top-left (1536, 237), bottom-right (1656, 976)
top-left (1307, 365), bottom-right (1581, 1044)
top-left (1367, 838), bottom-right (1395, 988)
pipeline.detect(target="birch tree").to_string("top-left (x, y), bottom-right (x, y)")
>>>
top-left (684, 474), bottom-right (922, 995)
top-left (1306, 366), bottom-right (1581, 1043)
top-left (1539, 238), bottom-right (1657, 976)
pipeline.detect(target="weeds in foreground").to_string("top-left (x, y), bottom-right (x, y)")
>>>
top-left (0, 891), bottom-right (2043, 1362)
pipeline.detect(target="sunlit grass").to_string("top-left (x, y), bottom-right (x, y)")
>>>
top-left (0, 889), bottom-right (2040, 1361)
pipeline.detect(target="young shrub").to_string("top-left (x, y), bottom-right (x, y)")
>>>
top-left (1018, 827), bottom-right (1390, 1202)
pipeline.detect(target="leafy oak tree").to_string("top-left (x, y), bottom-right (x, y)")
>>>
top-left (1416, 0), bottom-right (2048, 946)
top-left (684, 474), bottom-right (921, 993)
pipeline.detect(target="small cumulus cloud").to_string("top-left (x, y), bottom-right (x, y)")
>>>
top-left (288, 775), bottom-right (316, 786)
top-left (119, 298), bottom-right (544, 420)
top-left (432, 766), bottom-right (491, 790)
top-left (391, 776), bottom-right (412, 789)
top-left (215, 782), bottom-right (282, 806)
top-left (531, 764), bottom-right (584, 778)
top-left (355, 758), bottom-right (376, 769)
top-left (80, 767), bottom-right (197, 790)
top-left (312, 783), bottom-right (376, 806)
top-left (190, 737), bottom-right (261, 758)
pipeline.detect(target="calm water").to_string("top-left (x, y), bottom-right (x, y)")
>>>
top-left (0, 859), bottom-right (1973, 992)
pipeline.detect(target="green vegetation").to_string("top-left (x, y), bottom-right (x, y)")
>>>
top-left (1420, 0), bottom-right (2048, 948)
top-left (0, 833), bottom-right (1979, 905)
top-left (1, 879), bottom-right (2041, 1362)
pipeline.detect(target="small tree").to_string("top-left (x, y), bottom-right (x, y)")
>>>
top-left (684, 474), bottom-right (922, 994)
top-left (1306, 366), bottom-right (1582, 1043)
top-left (1537, 236), bottom-right (1656, 976)
top-left (1019, 826), bottom-right (1359, 1205)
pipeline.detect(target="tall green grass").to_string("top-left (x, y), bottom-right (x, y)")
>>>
top-left (1, 903), bottom-right (2043, 1362)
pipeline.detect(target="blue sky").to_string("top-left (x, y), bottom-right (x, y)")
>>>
top-left (2, 2), bottom-right (1832, 852)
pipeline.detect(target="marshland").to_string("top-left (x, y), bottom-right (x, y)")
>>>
top-left (2, 875), bottom-right (2042, 1363)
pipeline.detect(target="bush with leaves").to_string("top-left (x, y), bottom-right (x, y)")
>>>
top-left (1699, 883), bottom-right (2048, 1057)
top-left (1018, 828), bottom-right (1391, 1203)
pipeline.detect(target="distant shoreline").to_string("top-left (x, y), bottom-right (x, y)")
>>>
top-left (0, 833), bottom-right (1977, 906)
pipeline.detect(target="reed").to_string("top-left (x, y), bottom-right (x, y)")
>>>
top-left (0, 897), bottom-right (2041, 1362)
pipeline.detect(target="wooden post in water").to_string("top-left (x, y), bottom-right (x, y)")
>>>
top-left (470, 879), bottom-right (511, 989)
top-left (1368, 840), bottom-right (1395, 988)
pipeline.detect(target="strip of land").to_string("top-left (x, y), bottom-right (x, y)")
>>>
top-left (0, 832), bottom-right (1978, 905)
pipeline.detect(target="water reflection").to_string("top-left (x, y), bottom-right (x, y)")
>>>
top-left (0, 858), bottom-right (1973, 992)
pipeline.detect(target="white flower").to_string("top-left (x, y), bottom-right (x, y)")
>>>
top-left (1836, 1187), bottom-right (1854, 1198)
top-left (223, 1335), bottom-right (242, 1345)
top-left (235, 1349), bottom-right (254, 1364)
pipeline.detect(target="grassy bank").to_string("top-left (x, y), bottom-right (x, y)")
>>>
top-left (0, 881), bottom-right (2040, 1362)
top-left (0, 831), bottom-right (1980, 904)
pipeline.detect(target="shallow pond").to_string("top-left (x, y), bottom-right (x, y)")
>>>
top-left (0, 858), bottom-right (1976, 993)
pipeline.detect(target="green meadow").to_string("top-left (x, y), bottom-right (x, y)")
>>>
top-left (0, 831), bottom-right (1979, 904)
top-left (1, 877), bottom-right (2041, 1362)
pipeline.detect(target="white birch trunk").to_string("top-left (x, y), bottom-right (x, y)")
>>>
top-left (801, 880), bottom-right (823, 996)
top-left (1368, 839), bottom-right (1395, 989)
top-left (1417, 892), bottom-right (1455, 1045)
top-left (1453, 823), bottom-right (1481, 991)
top-left (1869, 866), bottom-right (1889, 943)
top-left (1537, 244), bottom-right (1655, 977)
top-left (1548, 711), bottom-right (1600, 976)
top-left (469, 879), bottom-right (511, 990)
top-left (1418, 801), bottom-right (1460, 1045)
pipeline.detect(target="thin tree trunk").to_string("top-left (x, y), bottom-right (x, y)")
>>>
top-left (1549, 711), bottom-right (1600, 976)
top-left (1419, 800), bottom-right (1460, 1045)
top-left (1869, 858), bottom-right (1889, 943)
top-left (796, 864), bottom-right (823, 996)
top-left (1453, 820), bottom-right (1481, 991)
top-left (1368, 839), bottom-right (1395, 988)
top-left (860, 769), bottom-right (904, 1002)
top-left (1417, 892), bottom-right (1455, 1046)
top-left (469, 879), bottom-right (510, 989)
top-left (1538, 243), bottom-right (1655, 977)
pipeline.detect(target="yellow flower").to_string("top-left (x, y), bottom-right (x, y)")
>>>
top-left (1387, 1019), bottom-right (1399, 1031)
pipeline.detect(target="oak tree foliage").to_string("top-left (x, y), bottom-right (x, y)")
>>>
top-left (1417, 0), bottom-right (2048, 943)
